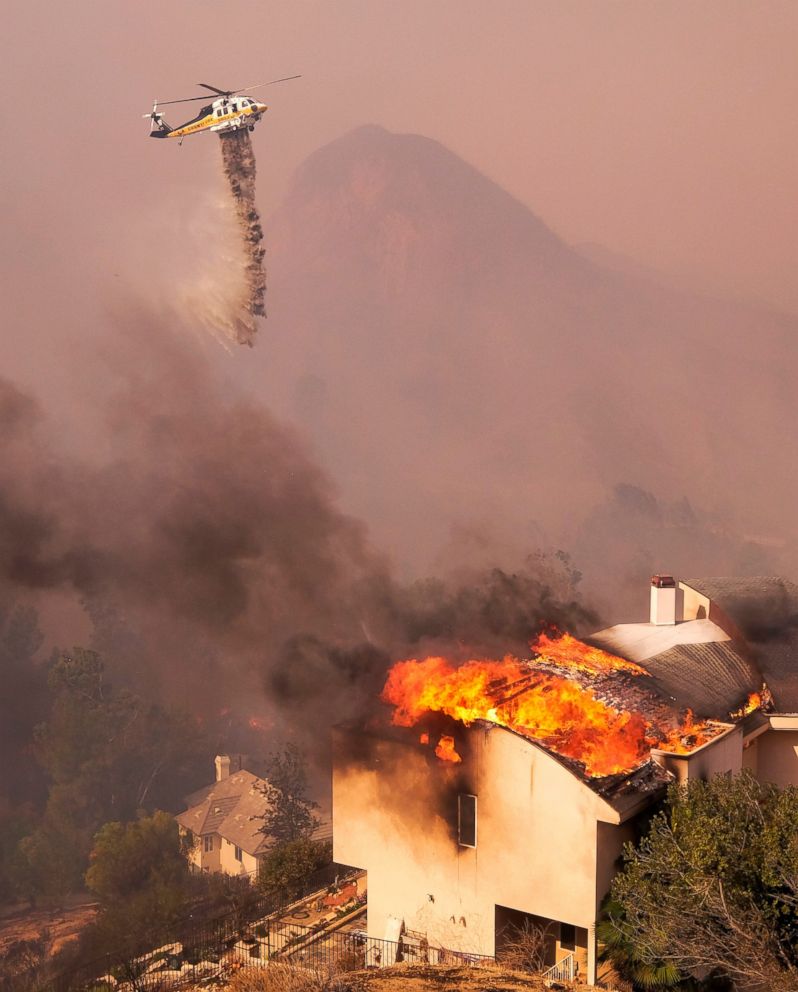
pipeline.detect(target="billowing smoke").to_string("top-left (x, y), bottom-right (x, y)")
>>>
top-left (0, 306), bottom-right (597, 770)
top-left (218, 129), bottom-right (266, 346)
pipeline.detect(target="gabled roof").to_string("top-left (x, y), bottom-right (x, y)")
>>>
top-left (177, 770), bottom-right (271, 856)
top-left (176, 768), bottom-right (333, 856)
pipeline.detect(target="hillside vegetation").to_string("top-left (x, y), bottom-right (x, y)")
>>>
top-left (225, 963), bottom-right (583, 992)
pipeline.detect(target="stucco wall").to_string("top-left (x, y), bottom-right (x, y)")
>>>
top-left (218, 836), bottom-right (258, 876)
top-left (652, 726), bottom-right (742, 783)
top-left (755, 730), bottom-right (798, 788)
top-left (680, 584), bottom-right (711, 622)
top-left (198, 833), bottom-right (222, 872)
top-left (333, 724), bottom-right (618, 979)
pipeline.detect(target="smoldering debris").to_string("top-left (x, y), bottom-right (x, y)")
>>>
top-left (219, 129), bottom-right (266, 347)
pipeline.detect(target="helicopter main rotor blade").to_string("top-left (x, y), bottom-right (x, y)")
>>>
top-left (239, 75), bottom-right (302, 93)
top-left (145, 74), bottom-right (300, 112)
top-left (155, 94), bottom-right (215, 107)
top-left (198, 83), bottom-right (231, 96)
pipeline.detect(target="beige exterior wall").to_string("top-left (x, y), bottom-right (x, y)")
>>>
top-left (742, 735), bottom-right (759, 775)
top-left (218, 836), bottom-right (259, 876)
top-left (198, 832), bottom-right (222, 872)
top-left (180, 828), bottom-right (258, 876)
top-left (651, 726), bottom-right (742, 783)
top-left (755, 729), bottom-right (798, 788)
top-left (679, 583), bottom-right (711, 622)
top-left (334, 725), bottom-right (624, 984)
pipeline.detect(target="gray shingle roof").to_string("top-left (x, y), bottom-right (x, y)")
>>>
top-left (642, 641), bottom-right (759, 716)
top-left (682, 577), bottom-right (798, 712)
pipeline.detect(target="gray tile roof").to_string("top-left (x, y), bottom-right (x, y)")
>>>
top-left (176, 768), bottom-right (332, 857)
top-left (176, 770), bottom-right (272, 856)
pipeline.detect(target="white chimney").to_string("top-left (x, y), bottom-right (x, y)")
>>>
top-left (650, 574), bottom-right (677, 625)
top-left (215, 754), bottom-right (231, 781)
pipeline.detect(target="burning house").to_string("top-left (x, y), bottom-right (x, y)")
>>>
top-left (332, 576), bottom-right (798, 984)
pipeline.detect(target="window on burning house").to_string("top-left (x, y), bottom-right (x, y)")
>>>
top-left (458, 794), bottom-right (477, 848)
top-left (203, 834), bottom-right (214, 852)
top-left (234, 845), bottom-right (243, 862)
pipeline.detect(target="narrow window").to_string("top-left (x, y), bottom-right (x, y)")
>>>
top-left (203, 835), bottom-right (213, 852)
top-left (560, 923), bottom-right (575, 951)
top-left (458, 794), bottom-right (477, 848)
top-left (234, 845), bottom-right (243, 862)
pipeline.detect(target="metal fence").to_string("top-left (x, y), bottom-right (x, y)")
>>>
top-left (9, 859), bottom-right (498, 992)
top-left (60, 920), bottom-right (493, 991)
top-left (36, 864), bottom-right (363, 992)
top-left (42, 883), bottom-right (495, 991)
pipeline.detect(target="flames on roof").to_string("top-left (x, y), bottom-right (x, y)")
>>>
top-left (380, 630), bottom-right (754, 778)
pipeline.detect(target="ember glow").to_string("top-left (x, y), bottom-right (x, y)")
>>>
top-left (381, 632), bottom-right (717, 777)
top-left (248, 715), bottom-right (272, 732)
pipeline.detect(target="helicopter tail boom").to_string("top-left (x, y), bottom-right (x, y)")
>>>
top-left (149, 119), bottom-right (173, 138)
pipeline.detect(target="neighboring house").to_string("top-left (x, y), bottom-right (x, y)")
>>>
top-left (177, 754), bottom-right (333, 878)
top-left (332, 576), bottom-right (798, 985)
top-left (177, 755), bottom-right (271, 876)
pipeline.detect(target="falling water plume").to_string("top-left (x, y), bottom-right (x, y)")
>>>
top-left (219, 129), bottom-right (266, 347)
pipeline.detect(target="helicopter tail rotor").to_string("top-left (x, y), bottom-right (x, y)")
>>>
top-left (142, 100), bottom-right (172, 135)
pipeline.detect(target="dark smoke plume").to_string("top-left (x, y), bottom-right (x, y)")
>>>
top-left (0, 308), bottom-right (598, 766)
top-left (219, 130), bottom-right (266, 347)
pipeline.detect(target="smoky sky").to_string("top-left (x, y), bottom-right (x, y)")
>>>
top-left (3, 2), bottom-right (796, 768)
top-left (0, 305), bottom-right (598, 758)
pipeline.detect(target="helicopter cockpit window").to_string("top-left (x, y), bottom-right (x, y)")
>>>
top-left (216, 108), bottom-right (223, 117)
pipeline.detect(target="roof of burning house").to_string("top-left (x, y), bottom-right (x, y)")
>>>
top-left (589, 624), bottom-right (759, 717)
top-left (642, 641), bottom-right (759, 715)
top-left (588, 618), bottom-right (731, 664)
top-left (682, 577), bottom-right (798, 712)
top-left (177, 769), bottom-right (332, 856)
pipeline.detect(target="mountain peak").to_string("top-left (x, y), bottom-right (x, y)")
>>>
top-left (272, 125), bottom-right (573, 280)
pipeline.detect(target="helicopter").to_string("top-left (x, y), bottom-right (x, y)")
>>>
top-left (143, 76), bottom-right (300, 141)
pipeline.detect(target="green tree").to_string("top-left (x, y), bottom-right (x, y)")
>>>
top-left (597, 897), bottom-right (692, 990)
top-left (258, 745), bottom-right (320, 845)
top-left (46, 813), bottom-right (196, 987)
top-left (258, 838), bottom-right (332, 903)
top-left (14, 648), bottom-right (208, 903)
top-left (0, 603), bottom-right (46, 808)
top-left (85, 811), bottom-right (188, 908)
top-left (603, 772), bottom-right (798, 991)
top-left (12, 824), bottom-right (82, 908)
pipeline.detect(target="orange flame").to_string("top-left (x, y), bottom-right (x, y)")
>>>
top-left (531, 631), bottom-right (647, 676)
top-left (657, 709), bottom-right (713, 754)
top-left (381, 633), bottom-right (717, 777)
top-left (434, 735), bottom-right (462, 763)
top-left (728, 690), bottom-right (765, 720)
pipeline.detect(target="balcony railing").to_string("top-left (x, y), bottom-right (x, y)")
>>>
top-left (542, 952), bottom-right (576, 983)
